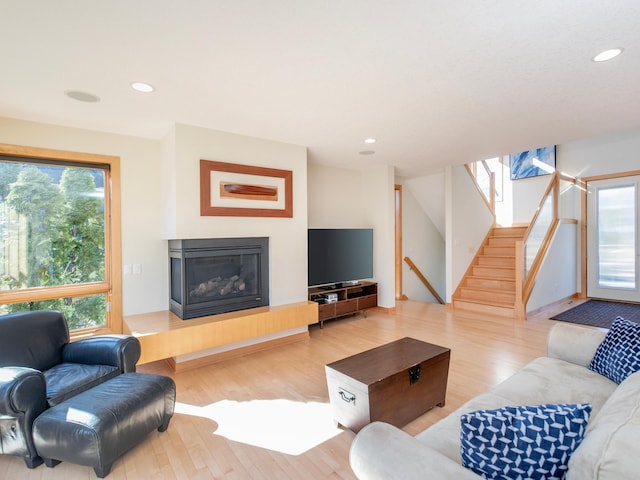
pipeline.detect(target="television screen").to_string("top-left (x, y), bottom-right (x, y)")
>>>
top-left (308, 228), bottom-right (373, 287)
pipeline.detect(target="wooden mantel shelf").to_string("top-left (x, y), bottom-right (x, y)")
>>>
top-left (124, 301), bottom-right (318, 365)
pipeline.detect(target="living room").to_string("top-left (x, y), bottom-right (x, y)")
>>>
top-left (2, 2), bottom-right (640, 478)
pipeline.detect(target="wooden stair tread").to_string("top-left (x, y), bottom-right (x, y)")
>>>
top-left (465, 283), bottom-right (514, 290)
top-left (476, 256), bottom-right (516, 266)
top-left (460, 285), bottom-right (516, 295)
top-left (466, 274), bottom-right (515, 281)
top-left (487, 235), bottom-right (522, 243)
top-left (471, 271), bottom-right (515, 280)
top-left (454, 297), bottom-right (514, 308)
top-left (453, 223), bottom-right (529, 319)
top-left (459, 286), bottom-right (515, 294)
top-left (452, 299), bottom-right (516, 317)
top-left (456, 288), bottom-right (515, 304)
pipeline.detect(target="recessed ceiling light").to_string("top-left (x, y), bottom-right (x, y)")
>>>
top-left (364, 138), bottom-right (376, 144)
top-left (131, 81), bottom-right (155, 93)
top-left (592, 48), bottom-right (623, 62)
top-left (65, 90), bottom-right (100, 103)
top-left (359, 150), bottom-right (375, 155)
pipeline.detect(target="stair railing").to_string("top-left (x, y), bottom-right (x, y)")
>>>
top-left (403, 257), bottom-right (445, 304)
top-left (515, 171), bottom-right (576, 318)
top-left (465, 160), bottom-right (496, 220)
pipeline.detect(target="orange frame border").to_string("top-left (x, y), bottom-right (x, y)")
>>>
top-left (200, 159), bottom-right (293, 217)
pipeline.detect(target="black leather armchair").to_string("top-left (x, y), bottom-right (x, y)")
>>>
top-left (0, 310), bottom-right (141, 468)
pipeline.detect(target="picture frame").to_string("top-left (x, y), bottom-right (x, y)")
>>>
top-left (200, 159), bottom-right (293, 217)
top-left (509, 146), bottom-right (556, 180)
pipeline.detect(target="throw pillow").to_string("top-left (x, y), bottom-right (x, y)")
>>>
top-left (460, 403), bottom-right (591, 480)
top-left (589, 316), bottom-right (640, 384)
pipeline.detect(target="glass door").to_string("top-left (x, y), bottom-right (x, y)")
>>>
top-left (587, 176), bottom-right (640, 301)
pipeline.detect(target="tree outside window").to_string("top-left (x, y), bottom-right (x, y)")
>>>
top-left (0, 160), bottom-right (108, 329)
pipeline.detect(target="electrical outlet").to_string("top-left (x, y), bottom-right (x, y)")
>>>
top-left (133, 264), bottom-right (142, 275)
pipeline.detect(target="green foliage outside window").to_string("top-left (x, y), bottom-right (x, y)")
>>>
top-left (0, 161), bottom-right (107, 329)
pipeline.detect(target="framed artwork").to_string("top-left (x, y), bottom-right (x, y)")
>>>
top-left (200, 160), bottom-right (293, 217)
top-left (509, 146), bottom-right (556, 180)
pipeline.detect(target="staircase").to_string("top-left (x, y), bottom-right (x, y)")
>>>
top-left (452, 225), bottom-right (527, 317)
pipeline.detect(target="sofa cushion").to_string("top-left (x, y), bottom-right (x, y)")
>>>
top-left (460, 403), bottom-right (591, 480)
top-left (43, 363), bottom-right (119, 406)
top-left (490, 357), bottom-right (617, 410)
top-left (567, 370), bottom-right (640, 480)
top-left (589, 316), bottom-right (640, 384)
top-left (417, 357), bottom-right (616, 464)
top-left (0, 311), bottom-right (69, 371)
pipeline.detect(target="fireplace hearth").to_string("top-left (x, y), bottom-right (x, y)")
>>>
top-left (169, 237), bottom-right (269, 320)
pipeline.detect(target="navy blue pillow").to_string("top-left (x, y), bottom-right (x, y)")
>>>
top-left (589, 316), bottom-right (640, 384)
top-left (460, 403), bottom-right (591, 480)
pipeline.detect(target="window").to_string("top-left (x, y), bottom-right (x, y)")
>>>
top-left (597, 184), bottom-right (636, 289)
top-left (0, 144), bottom-right (122, 334)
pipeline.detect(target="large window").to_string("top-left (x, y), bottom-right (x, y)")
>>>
top-left (0, 144), bottom-right (122, 334)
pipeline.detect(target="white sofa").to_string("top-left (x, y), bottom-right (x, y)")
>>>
top-left (350, 322), bottom-right (640, 479)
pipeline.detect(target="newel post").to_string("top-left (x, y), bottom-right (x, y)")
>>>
top-left (514, 240), bottom-right (526, 320)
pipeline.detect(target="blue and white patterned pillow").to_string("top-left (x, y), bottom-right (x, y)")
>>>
top-left (460, 403), bottom-right (591, 480)
top-left (589, 316), bottom-right (640, 384)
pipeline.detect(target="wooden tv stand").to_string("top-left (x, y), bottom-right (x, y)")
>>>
top-left (308, 281), bottom-right (377, 327)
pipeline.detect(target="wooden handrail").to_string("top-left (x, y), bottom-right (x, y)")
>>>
top-left (521, 172), bottom-right (558, 247)
top-left (464, 162), bottom-right (496, 220)
top-left (403, 257), bottom-right (445, 304)
top-left (522, 217), bottom-right (560, 303)
top-left (514, 240), bottom-right (525, 320)
top-left (480, 160), bottom-right (496, 214)
top-left (454, 166), bottom-right (576, 318)
top-left (520, 172), bottom-right (577, 306)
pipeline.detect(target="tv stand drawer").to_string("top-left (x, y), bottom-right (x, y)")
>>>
top-left (335, 299), bottom-right (357, 316)
top-left (318, 303), bottom-right (336, 321)
top-left (357, 294), bottom-right (377, 310)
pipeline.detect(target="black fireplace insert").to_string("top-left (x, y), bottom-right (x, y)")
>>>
top-left (169, 237), bottom-right (269, 319)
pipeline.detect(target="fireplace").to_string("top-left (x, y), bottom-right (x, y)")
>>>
top-left (169, 237), bottom-right (269, 319)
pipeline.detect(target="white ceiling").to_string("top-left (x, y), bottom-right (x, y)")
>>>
top-left (2, 1), bottom-right (639, 177)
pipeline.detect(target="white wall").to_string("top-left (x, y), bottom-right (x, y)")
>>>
top-left (0, 116), bottom-right (168, 315)
top-left (527, 222), bottom-right (578, 311)
top-left (403, 173), bottom-right (445, 236)
top-left (555, 128), bottom-right (640, 297)
top-left (7, 114), bottom-right (640, 318)
top-left (447, 165), bottom-right (495, 302)
top-left (0, 117), bottom-right (309, 316)
top-left (519, 129), bottom-right (640, 308)
top-left (362, 166), bottom-right (396, 309)
top-left (163, 124), bottom-right (309, 307)
top-left (307, 163), bottom-right (396, 308)
top-left (560, 129), bottom-right (640, 178)
top-left (307, 163), bottom-right (366, 227)
top-left (398, 181), bottom-right (445, 302)
top-left (511, 174), bottom-right (551, 225)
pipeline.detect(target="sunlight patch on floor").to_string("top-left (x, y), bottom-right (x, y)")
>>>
top-left (175, 399), bottom-right (342, 455)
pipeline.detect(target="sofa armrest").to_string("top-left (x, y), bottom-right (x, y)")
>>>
top-left (350, 422), bottom-right (480, 480)
top-left (547, 322), bottom-right (607, 367)
top-left (62, 335), bottom-right (141, 373)
top-left (0, 367), bottom-right (47, 415)
top-left (0, 367), bottom-right (47, 464)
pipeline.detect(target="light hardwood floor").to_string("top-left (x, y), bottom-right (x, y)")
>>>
top-left (0, 299), bottom-right (579, 479)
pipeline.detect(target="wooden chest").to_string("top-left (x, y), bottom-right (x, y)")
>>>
top-left (325, 337), bottom-right (450, 432)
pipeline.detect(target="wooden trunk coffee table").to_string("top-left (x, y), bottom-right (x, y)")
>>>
top-left (325, 337), bottom-right (450, 432)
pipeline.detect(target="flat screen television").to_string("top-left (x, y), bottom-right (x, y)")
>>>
top-left (308, 228), bottom-right (373, 287)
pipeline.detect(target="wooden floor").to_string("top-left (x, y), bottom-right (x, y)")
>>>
top-left (0, 299), bottom-right (578, 479)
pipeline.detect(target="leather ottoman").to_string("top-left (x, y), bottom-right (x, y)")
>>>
top-left (32, 373), bottom-right (176, 478)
